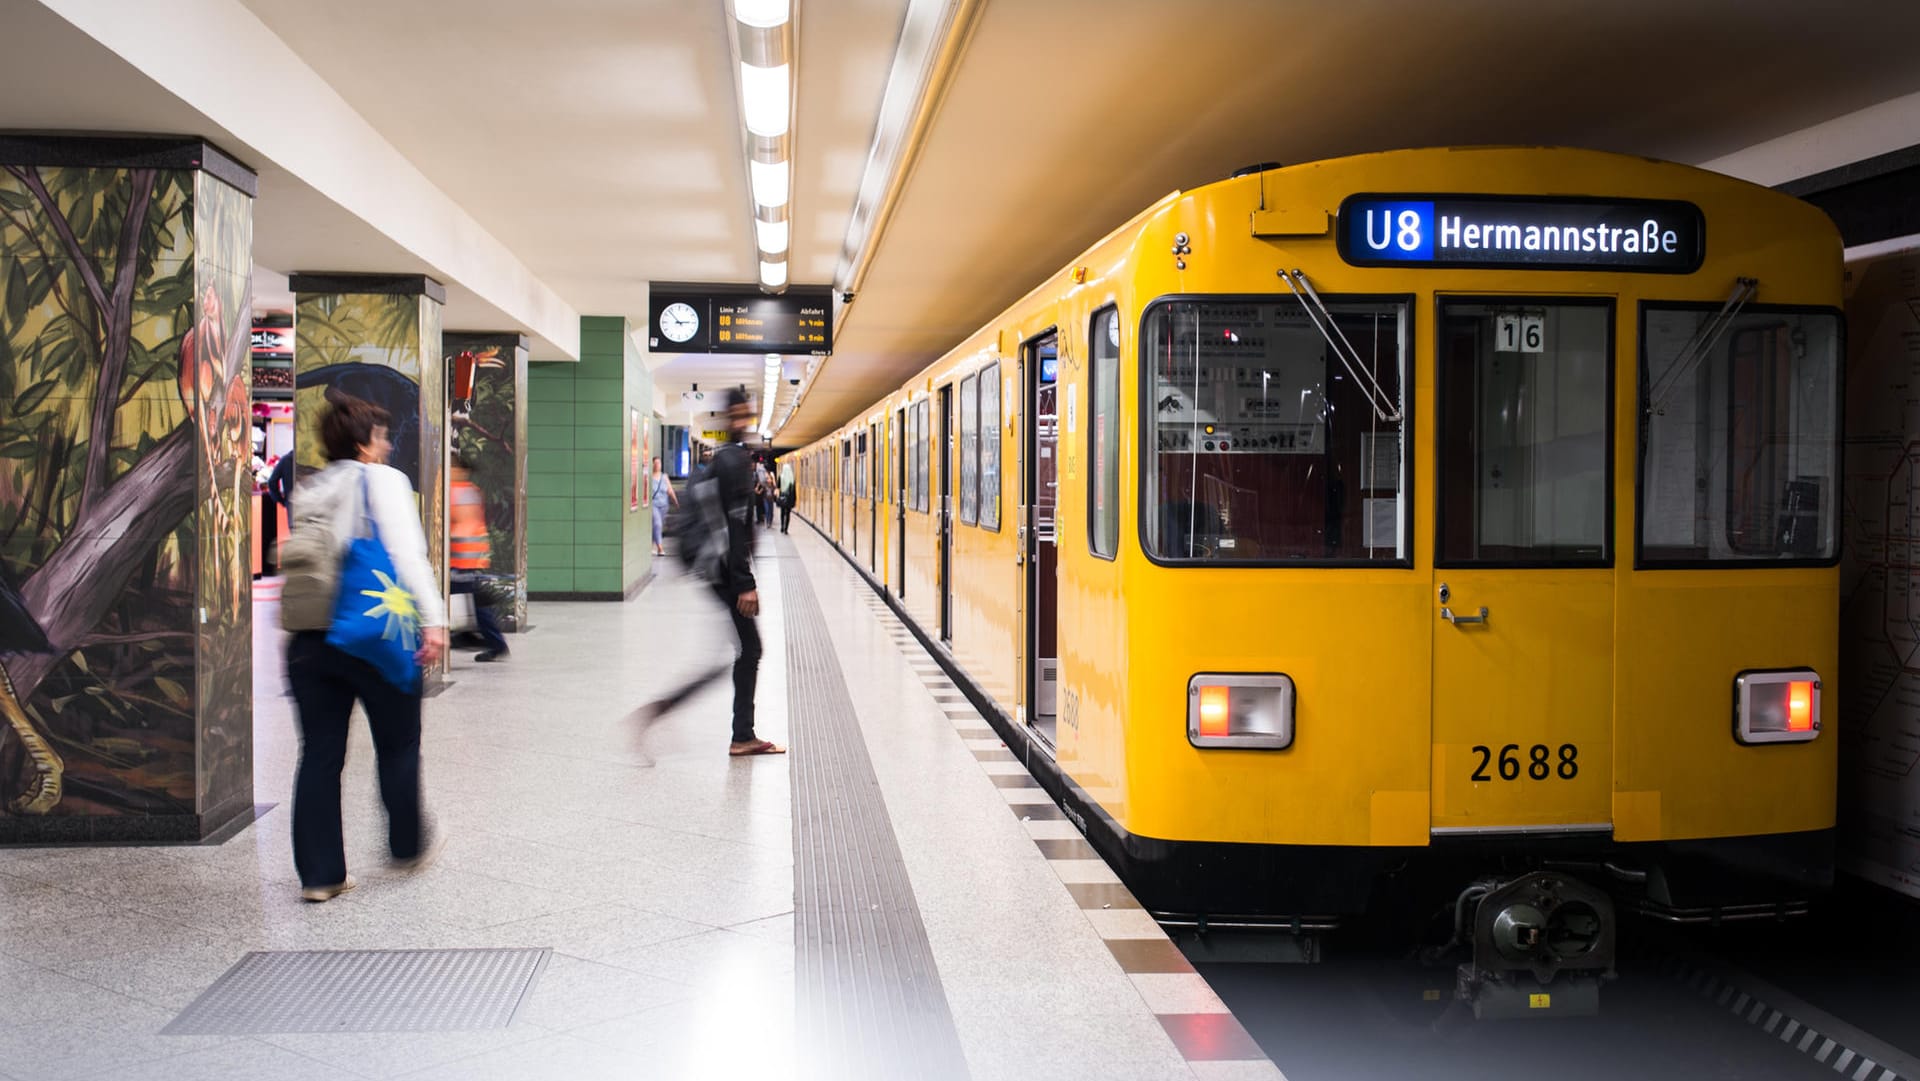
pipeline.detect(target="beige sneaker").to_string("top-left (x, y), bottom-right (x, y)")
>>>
top-left (300, 875), bottom-right (357, 903)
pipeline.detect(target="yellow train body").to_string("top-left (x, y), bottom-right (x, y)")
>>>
top-left (794, 147), bottom-right (1841, 917)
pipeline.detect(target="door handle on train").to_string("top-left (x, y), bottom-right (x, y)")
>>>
top-left (1441, 606), bottom-right (1489, 626)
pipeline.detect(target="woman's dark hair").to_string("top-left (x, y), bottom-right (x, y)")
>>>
top-left (320, 395), bottom-right (392, 462)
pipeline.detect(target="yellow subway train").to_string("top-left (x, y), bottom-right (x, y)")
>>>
top-left (790, 147), bottom-right (1841, 1012)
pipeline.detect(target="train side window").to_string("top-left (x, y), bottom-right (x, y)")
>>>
top-left (960, 376), bottom-right (979, 525)
top-left (1639, 308), bottom-right (1840, 565)
top-left (1437, 301), bottom-right (1611, 566)
top-left (1143, 297), bottom-right (1410, 564)
top-left (980, 362), bottom-right (1001, 530)
top-left (1091, 307), bottom-right (1121, 559)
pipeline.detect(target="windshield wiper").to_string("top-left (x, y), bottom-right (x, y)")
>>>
top-left (1646, 276), bottom-right (1758, 416)
top-left (1278, 268), bottom-right (1402, 424)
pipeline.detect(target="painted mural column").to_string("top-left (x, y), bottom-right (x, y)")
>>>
top-left (0, 134), bottom-right (257, 842)
top-left (445, 331), bottom-right (528, 631)
top-left (289, 273), bottom-right (449, 691)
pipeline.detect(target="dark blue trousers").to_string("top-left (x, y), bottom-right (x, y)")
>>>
top-left (287, 631), bottom-right (424, 888)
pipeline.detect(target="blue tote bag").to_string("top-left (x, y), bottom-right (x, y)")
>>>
top-left (326, 471), bottom-right (422, 689)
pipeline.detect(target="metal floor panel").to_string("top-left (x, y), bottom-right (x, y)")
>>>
top-left (779, 534), bottom-right (970, 1081)
top-left (161, 948), bottom-right (551, 1035)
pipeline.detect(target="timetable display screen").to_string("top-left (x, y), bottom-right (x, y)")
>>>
top-left (1338, 195), bottom-right (1703, 273)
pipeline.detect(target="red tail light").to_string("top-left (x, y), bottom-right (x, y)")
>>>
top-left (1787, 681), bottom-right (1814, 732)
top-left (1197, 685), bottom-right (1230, 738)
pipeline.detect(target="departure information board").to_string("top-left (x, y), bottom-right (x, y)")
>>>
top-left (646, 284), bottom-right (833, 356)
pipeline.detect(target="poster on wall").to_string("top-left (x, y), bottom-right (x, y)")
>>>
top-left (630, 407), bottom-right (642, 512)
top-left (1839, 250), bottom-right (1920, 901)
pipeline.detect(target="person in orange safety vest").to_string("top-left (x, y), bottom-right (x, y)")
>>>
top-left (449, 454), bottom-right (508, 661)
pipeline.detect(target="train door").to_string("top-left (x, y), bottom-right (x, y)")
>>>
top-left (1023, 333), bottom-right (1060, 744)
top-left (894, 407), bottom-right (907, 598)
top-left (938, 383), bottom-right (954, 642)
top-left (869, 422), bottom-right (880, 573)
top-left (1431, 298), bottom-right (1615, 834)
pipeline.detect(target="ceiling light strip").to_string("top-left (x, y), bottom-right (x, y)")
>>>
top-left (774, 0), bottom-right (984, 438)
top-left (727, 0), bottom-right (798, 295)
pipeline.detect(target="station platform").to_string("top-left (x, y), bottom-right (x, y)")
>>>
top-left (0, 525), bottom-right (1283, 1081)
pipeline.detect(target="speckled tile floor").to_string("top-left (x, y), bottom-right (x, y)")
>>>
top-left (0, 524), bottom-right (1274, 1080)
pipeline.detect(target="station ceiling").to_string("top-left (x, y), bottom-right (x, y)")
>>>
top-left (4, 0), bottom-right (1919, 445)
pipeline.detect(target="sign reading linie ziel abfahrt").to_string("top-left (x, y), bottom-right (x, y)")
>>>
top-left (646, 284), bottom-right (833, 356)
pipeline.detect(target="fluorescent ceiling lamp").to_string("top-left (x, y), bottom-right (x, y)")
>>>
top-left (749, 159), bottom-right (789, 208)
top-left (736, 0), bottom-right (789, 28)
top-left (754, 218), bottom-right (790, 254)
top-left (760, 260), bottom-right (788, 288)
top-left (741, 63), bottom-right (791, 138)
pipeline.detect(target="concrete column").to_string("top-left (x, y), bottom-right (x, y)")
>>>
top-left (0, 134), bottom-right (256, 842)
top-left (289, 273), bottom-right (448, 691)
top-left (445, 331), bottom-right (528, 631)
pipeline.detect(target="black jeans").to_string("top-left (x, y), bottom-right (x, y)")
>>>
top-left (450, 570), bottom-right (508, 654)
top-left (779, 502), bottom-right (791, 532)
top-left (714, 584), bottom-right (761, 743)
top-left (287, 631), bottom-right (424, 888)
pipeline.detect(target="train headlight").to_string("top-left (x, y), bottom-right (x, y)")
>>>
top-left (1733, 669), bottom-right (1822, 744)
top-left (1188, 674), bottom-right (1294, 749)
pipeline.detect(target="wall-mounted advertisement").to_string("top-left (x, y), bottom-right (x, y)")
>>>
top-left (630, 407), bottom-right (642, 513)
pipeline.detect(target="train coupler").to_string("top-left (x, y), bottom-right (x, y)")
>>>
top-left (1456, 871), bottom-right (1617, 1019)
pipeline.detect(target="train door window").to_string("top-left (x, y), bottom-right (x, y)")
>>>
top-left (921, 399), bottom-right (936, 514)
top-left (1091, 307), bottom-right (1121, 559)
top-left (1143, 297), bottom-right (1410, 563)
top-left (980, 363), bottom-right (1001, 530)
top-left (1639, 307), bottom-right (1840, 565)
top-left (960, 375), bottom-right (979, 525)
top-left (1437, 301), bottom-right (1611, 566)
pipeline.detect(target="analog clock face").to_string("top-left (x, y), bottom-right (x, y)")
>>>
top-left (659, 302), bottom-right (700, 344)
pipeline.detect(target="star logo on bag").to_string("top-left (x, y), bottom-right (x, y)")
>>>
top-left (360, 569), bottom-right (421, 648)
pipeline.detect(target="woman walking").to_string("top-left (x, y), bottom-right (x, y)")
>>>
top-left (281, 397), bottom-right (447, 902)
top-left (650, 456), bottom-right (677, 556)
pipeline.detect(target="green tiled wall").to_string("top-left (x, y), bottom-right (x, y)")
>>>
top-left (527, 315), bottom-right (655, 597)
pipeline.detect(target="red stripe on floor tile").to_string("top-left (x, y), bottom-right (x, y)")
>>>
top-left (1158, 1013), bottom-right (1267, 1061)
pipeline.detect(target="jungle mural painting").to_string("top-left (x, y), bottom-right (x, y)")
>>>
top-left (294, 285), bottom-right (447, 686)
top-left (0, 159), bottom-right (254, 829)
top-left (448, 333), bottom-right (526, 630)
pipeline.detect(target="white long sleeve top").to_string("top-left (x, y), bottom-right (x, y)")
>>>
top-left (296, 460), bottom-right (448, 628)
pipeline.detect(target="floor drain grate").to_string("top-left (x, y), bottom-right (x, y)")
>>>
top-left (162, 948), bottom-right (551, 1035)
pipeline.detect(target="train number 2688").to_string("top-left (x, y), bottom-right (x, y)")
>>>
top-left (1469, 743), bottom-right (1579, 781)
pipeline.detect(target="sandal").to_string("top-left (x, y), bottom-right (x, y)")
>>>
top-left (729, 739), bottom-right (787, 757)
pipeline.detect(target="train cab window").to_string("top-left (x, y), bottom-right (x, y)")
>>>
top-left (1136, 297), bottom-right (1413, 564)
top-left (1091, 308), bottom-right (1121, 559)
top-left (1639, 308), bottom-right (1840, 564)
top-left (960, 376), bottom-right (979, 524)
top-left (1437, 301), bottom-right (1612, 566)
top-left (1143, 298), bottom-right (1409, 563)
top-left (980, 363), bottom-right (1001, 530)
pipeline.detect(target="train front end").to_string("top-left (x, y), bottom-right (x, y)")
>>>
top-left (1082, 148), bottom-right (1841, 1016)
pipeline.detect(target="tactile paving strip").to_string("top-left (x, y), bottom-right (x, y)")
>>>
top-left (161, 948), bottom-right (550, 1035)
top-left (778, 532), bottom-right (971, 1081)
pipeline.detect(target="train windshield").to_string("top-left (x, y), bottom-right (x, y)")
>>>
top-left (1640, 308), bottom-right (1841, 564)
top-left (1143, 298), bottom-right (1410, 563)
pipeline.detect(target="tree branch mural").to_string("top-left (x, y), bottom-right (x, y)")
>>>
top-left (0, 161), bottom-right (241, 818)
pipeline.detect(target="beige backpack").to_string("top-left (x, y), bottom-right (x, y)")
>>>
top-left (278, 467), bottom-right (351, 631)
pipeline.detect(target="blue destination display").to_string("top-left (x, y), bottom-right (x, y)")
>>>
top-left (1338, 196), bottom-right (1703, 273)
